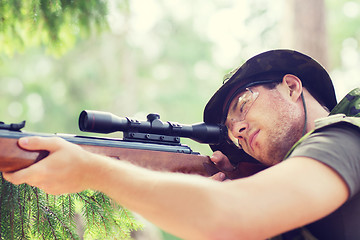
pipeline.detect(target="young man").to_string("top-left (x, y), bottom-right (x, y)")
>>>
top-left (4, 50), bottom-right (360, 239)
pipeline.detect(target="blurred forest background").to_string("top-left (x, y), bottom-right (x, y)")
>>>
top-left (0, 0), bottom-right (359, 239)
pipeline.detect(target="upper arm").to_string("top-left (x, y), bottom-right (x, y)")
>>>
top-left (217, 156), bottom-right (349, 239)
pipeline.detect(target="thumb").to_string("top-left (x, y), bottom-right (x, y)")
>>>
top-left (210, 151), bottom-right (235, 172)
top-left (18, 136), bottom-right (64, 152)
top-left (210, 172), bottom-right (227, 182)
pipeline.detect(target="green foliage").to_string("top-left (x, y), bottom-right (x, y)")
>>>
top-left (0, 0), bottom-right (108, 56)
top-left (0, 175), bottom-right (142, 239)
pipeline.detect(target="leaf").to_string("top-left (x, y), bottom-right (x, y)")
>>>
top-left (0, 174), bottom-right (140, 239)
top-left (0, 0), bottom-right (109, 56)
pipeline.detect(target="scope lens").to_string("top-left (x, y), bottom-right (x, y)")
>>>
top-left (79, 111), bottom-right (90, 131)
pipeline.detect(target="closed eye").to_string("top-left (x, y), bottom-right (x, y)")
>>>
top-left (239, 100), bottom-right (248, 113)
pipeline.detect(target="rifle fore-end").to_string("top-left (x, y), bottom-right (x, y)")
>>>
top-left (81, 145), bottom-right (219, 176)
top-left (0, 137), bottom-right (49, 172)
top-left (0, 137), bottom-right (220, 177)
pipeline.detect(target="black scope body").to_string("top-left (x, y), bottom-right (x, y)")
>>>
top-left (79, 110), bottom-right (225, 145)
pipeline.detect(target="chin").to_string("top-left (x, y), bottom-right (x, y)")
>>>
top-left (257, 152), bottom-right (284, 166)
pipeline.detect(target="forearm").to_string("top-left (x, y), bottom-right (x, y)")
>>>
top-left (87, 154), bottom-right (236, 239)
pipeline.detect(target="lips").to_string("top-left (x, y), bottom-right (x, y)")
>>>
top-left (248, 129), bottom-right (260, 151)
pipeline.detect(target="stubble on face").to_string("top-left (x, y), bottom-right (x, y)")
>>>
top-left (252, 88), bottom-right (304, 166)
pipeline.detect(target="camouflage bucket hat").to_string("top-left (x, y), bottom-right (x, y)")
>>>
top-left (203, 49), bottom-right (337, 164)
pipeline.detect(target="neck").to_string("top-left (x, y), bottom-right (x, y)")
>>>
top-left (302, 90), bottom-right (329, 133)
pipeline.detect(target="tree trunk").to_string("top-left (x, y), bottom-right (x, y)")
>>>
top-left (282, 0), bottom-right (329, 68)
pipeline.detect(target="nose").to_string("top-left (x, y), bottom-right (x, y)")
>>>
top-left (234, 121), bottom-right (247, 136)
top-left (228, 120), bottom-right (248, 142)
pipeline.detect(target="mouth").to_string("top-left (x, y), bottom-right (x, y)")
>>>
top-left (249, 129), bottom-right (260, 152)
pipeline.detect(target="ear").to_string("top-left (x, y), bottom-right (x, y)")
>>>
top-left (281, 74), bottom-right (303, 102)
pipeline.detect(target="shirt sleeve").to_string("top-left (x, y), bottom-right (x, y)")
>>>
top-left (288, 122), bottom-right (360, 199)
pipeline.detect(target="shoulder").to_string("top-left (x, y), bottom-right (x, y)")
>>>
top-left (290, 118), bottom-right (360, 198)
top-left (314, 114), bottom-right (360, 132)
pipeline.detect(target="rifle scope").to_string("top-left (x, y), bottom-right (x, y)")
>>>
top-left (79, 110), bottom-right (225, 145)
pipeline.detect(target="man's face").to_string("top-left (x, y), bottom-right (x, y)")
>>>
top-left (225, 84), bottom-right (304, 166)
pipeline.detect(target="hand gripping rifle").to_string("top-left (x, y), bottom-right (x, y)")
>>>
top-left (0, 110), bottom-right (229, 177)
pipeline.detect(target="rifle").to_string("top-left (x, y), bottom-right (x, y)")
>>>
top-left (0, 110), bottom-right (265, 178)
